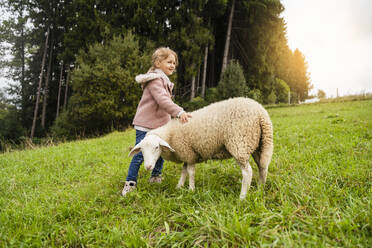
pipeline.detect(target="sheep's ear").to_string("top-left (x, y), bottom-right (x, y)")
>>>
top-left (159, 139), bottom-right (175, 152)
top-left (129, 143), bottom-right (141, 157)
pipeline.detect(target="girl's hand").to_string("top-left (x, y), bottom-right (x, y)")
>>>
top-left (179, 112), bottom-right (192, 123)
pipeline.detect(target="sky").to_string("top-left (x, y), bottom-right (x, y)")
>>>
top-left (1, 1), bottom-right (372, 97)
top-left (281, 0), bottom-right (372, 97)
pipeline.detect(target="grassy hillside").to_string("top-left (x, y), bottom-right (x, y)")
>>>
top-left (1, 100), bottom-right (371, 247)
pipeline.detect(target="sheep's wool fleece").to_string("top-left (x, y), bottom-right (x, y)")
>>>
top-left (149, 97), bottom-right (273, 165)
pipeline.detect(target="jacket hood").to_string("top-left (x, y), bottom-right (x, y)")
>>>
top-left (135, 68), bottom-right (174, 90)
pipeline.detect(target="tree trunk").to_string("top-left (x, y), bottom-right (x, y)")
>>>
top-left (221, 0), bottom-right (235, 76)
top-left (201, 44), bottom-right (209, 97)
top-left (41, 36), bottom-right (54, 129)
top-left (64, 67), bottom-right (70, 109)
top-left (190, 75), bottom-right (196, 100)
top-left (56, 61), bottom-right (64, 118)
top-left (21, 25), bottom-right (25, 101)
top-left (31, 26), bottom-right (50, 139)
top-left (19, 9), bottom-right (27, 127)
top-left (196, 65), bottom-right (200, 97)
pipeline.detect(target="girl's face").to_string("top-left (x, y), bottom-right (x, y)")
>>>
top-left (156, 54), bottom-right (176, 76)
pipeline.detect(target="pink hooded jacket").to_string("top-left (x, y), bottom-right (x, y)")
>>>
top-left (132, 69), bottom-right (184, 130)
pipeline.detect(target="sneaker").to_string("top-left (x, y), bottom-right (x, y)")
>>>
top-left (149, 175), bottom-right (163, 184)
top-left (121, 181), bottom-right (136, 196)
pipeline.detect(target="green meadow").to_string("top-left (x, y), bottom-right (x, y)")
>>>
top-left (1, 100), bottom-right (371, 247)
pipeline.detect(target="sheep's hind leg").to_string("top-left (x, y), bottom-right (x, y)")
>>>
top-left (176, 163), bottom-right (188, 189)
top-left (239, 162), bottom-right (253, 200)
top-left (187, 164), bottom-right (195, 191)
top-left (252, 151), bottom-right (267, 185)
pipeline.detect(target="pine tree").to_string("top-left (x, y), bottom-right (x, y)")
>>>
top-left (291, 48), bottom-right (312, 101)
top-left (217, 60), bottom-right (249, 100)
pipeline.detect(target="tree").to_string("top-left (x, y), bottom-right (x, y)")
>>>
top-left (30, 26), bottom-right (49, 139)
top-left (41, 35), bottom-right (54, 129)
top-left (0, 89), bottom-right (6, 108)
top-left (63, 67), bottom-right (70, 110)
top-left (0, 0), bottom-right (32, 124)
top-left (217, 60), bottom-right (249, 100)
top-left (234, 0), bottom-right (287, 100)
top-left (289, 48), bottom-right (312, 102)
top-left (190, 74), bottom-right (196, 100)
top-left (211, 0), bottom-right (296, 102)
top-left (52, 33), bottom-right (151, 137)
top-left (201, 44), bottom-right (209, 97)
top-left (221, 0), bottom-right (235, 75)
top-left (165, 0), bottom-right (214, 98)
top-left (1, 0), bottom-right (76, 136)
top-left (0, 89), bottom-right (25, 144)
top-left (267, 91), bottom-right (276, 104)
top-left (273, 78), bottom-right (290, 103)
top-left (317, 89), bottom-right (326, 99)
top-left (56, 61), bottom-right (63, 118)
top-left (1, 0), bottom-right (311, 141)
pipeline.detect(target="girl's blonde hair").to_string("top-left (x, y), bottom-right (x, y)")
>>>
top-left (149, 47), bottom-right (178, 71)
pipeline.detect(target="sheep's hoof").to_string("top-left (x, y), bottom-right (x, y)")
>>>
top-left (239, 194), bottom-right (247, 200)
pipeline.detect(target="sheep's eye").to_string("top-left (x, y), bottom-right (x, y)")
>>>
top-left (155, 146), bottom-right (159, 150)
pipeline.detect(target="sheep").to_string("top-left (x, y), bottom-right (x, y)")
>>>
top-left (129, 97), bottom-right (273, 199)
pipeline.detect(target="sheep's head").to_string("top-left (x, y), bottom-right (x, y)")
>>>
top-left (129, 134), bottom-right (175, 171)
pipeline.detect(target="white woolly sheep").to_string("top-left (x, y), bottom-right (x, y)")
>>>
top-left (129, 97), bottom-right (273, 199)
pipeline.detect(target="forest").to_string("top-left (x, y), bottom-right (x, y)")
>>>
top-left (0, 0), bottom-right (311, 146)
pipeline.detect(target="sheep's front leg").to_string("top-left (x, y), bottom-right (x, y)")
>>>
top-left (240, 162), bottom-right (253, 200)
top-left (176, 163), bottom-right (188, 189)
top-left (187, 164), bottom-right (195, 191)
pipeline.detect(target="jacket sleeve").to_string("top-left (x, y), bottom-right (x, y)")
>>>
top-left (146, 78), bottom-right (183, 117)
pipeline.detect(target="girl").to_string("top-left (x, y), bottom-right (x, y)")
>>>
top-left (122, 47), bottom-right (192, 196)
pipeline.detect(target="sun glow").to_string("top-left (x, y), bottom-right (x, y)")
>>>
top-left (281, 0), bottom-right (372, 97)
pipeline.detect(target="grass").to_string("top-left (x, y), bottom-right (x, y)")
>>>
top-left (1, 100), bottom-right (371, 247)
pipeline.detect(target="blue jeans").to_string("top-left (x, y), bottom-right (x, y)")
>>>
top-left (126, 130), bottom-right (164, 182)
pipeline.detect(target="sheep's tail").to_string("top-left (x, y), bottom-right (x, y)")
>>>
top-left (256, 110), bottom-right (274, 184)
